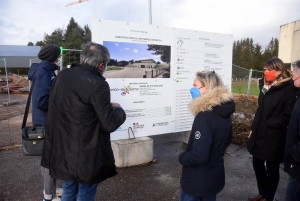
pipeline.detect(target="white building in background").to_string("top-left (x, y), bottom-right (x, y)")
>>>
top-left (278, 20), bottom-right (300, 64)
top-left (0, 45), bottom-right (41, 74)
top-left (133, 59), bottom-right (156, 68)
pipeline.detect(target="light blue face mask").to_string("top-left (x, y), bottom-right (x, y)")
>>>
top-left (190, 88), bottom-right (201, 99)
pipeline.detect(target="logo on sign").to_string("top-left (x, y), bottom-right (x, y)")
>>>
top-left (152, 122), bottom-right (169, 127)
top-left (110, 84), bottom-right (139, 96)
top-left (133, 122), bottom-right (144, 131)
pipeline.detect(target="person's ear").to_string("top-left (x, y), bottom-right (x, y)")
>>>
top-left (97, 63), bottom-right (105, 71)
top-left (53, 58), bottom-right (58, 64)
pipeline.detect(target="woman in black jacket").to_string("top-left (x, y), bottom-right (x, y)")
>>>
top-left (179, 71), bottom-right (235, 201)
top-left (247, 58), bottom-right (296, 201)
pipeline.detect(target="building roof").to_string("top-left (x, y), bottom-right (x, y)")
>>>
top-left (0, 56), bottom-right (41, 68)
top-left (0, 45), bottom-right (40, 57)
top-left (0, 45), bottom-right (41, 68)
top-left (134, 59), bottom-right (156, 63)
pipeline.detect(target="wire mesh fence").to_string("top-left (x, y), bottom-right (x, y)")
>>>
top-left (232, 64), bottom-right (264, 99)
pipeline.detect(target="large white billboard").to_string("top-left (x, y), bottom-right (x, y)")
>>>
top-left (92, 19), bottom-right (232, 140)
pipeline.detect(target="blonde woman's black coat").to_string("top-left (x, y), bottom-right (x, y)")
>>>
top-left (247, 78), bottom-right (296, 163)
top-left (179, 86), bottom-right (235, 197)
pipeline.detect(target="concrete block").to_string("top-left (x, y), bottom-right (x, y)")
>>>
top-left (183, 131), bottom-right (191, 144)
top-left (111, 137), bottom-right (153, 168)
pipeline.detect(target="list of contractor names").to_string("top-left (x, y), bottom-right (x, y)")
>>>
top-left (173, 34), bottom-right (232, 131)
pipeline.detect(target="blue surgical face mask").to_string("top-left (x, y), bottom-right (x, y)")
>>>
top-left (190, 88), bottom-right (201, 99)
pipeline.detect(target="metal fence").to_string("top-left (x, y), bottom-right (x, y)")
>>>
top-left (232, 64), bottom-right (264, 99)
top-left (143, 68), bottom-right (167, 78)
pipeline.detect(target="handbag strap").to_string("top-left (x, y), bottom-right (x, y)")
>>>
top-left (128, 127), bottom-right (136, 140)
top-left (21, 84), bottom-right (33, 129)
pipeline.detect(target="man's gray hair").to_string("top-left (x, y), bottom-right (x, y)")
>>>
top-left (80, 42), bottom-right (110, 68)
top-left (292, 60), bottom-right (300, 75)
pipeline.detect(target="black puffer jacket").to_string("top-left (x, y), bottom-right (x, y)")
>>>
top-left (41, 63), bottom-right (126, 184)
top-left (247, 77), bottom-right (296, 163)
top-left (179, 86), bottom-right (235, 197)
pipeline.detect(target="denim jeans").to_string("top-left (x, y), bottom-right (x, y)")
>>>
top-left (61, 180), bottom-right (98, 201)
top-left (179, 190), bottom-right (216, 201)
top-left (285, 176), bottom-right (300, 201)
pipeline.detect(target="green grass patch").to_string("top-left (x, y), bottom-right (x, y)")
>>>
top-left (107, 66), bottom-right (124, 71)
top-left (232, 81), bottom-right (260, 96)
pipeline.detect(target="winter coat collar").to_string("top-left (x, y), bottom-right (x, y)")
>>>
top-left (260, 76), bottom-right (292, 90)
top-left (189, 86), bottom-right (234, 116)
top-left (41, 60), bottom-right (59, 71)
top-left (274, 76), bottom-right (292, 86)
top-left (71, 63), bottom-right (104, 79)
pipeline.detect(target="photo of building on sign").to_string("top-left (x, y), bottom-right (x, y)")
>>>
top-left (103, 41), bottom-right (171, 78)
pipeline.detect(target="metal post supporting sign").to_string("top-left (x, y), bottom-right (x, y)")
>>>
top-left (60, 47), bottom-right (82, 71)
top-left (0, 58), bottom-right (10, 101)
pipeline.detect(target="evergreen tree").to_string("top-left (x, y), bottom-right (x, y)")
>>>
top-left (35, 41), bottom-right (45, 46)
top-left (83, 25), bottom-right (91, 43)
top-left (263, 38), bottom-right (279, 61)
top-left (63, 17), bottom-right (84, 65)
top-left (44, 28), bottom-right (64, 47)
top-left (252, 44), bottom-right (264, 70)
top-left (232, 37), bottom-right (278, 70)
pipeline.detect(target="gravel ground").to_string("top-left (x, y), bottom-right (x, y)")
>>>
top-left (0, 133), bottom-right (289, 201)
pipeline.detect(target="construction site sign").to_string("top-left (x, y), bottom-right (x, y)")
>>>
top-left (92, 19), bottom-right (232, 140)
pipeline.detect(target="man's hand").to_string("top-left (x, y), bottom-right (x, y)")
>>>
top-left (111, 102), bottom-right (121, 108)
top-left (248, 130), bottom-right (252, 139)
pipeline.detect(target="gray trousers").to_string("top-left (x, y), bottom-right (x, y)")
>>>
top-left (41, 167), bottom-right (57, 200)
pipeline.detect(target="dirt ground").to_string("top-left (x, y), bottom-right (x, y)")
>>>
top-left (0, 93), bottom-right (29, 121)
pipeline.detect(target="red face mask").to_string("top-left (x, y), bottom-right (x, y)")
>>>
top-left (264, 70), bottom-right (278, 82)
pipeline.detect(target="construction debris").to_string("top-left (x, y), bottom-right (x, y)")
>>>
top-left (0, 74), bottom-right (29, 93)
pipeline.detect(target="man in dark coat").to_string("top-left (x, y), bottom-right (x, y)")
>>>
top-left (284, 60), bottom-right (300, 201)
top-left (28, 44), bottom-right (61, 201)
top-left (41, 42), bottom-right (126, 200)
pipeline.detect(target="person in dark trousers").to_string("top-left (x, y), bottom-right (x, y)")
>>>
top-left (28, 44), bottom-right (61, 201)
top-left (179, 71), bottom-right (235, 201)
top-left (247, 58), bottom-right (297, 201)
top-left (41, 42), bottom-right (126, 201)
top-left (284, 60), bottom-right (300, 201)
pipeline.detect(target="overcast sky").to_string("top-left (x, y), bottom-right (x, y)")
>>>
top-left (0, 0), bottom-right (299, 48)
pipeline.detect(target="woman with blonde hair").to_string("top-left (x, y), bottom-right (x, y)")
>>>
top-left (247, 58), bottom-right (297, 201)
top-left (179, 71), bottom-right (235, 201)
